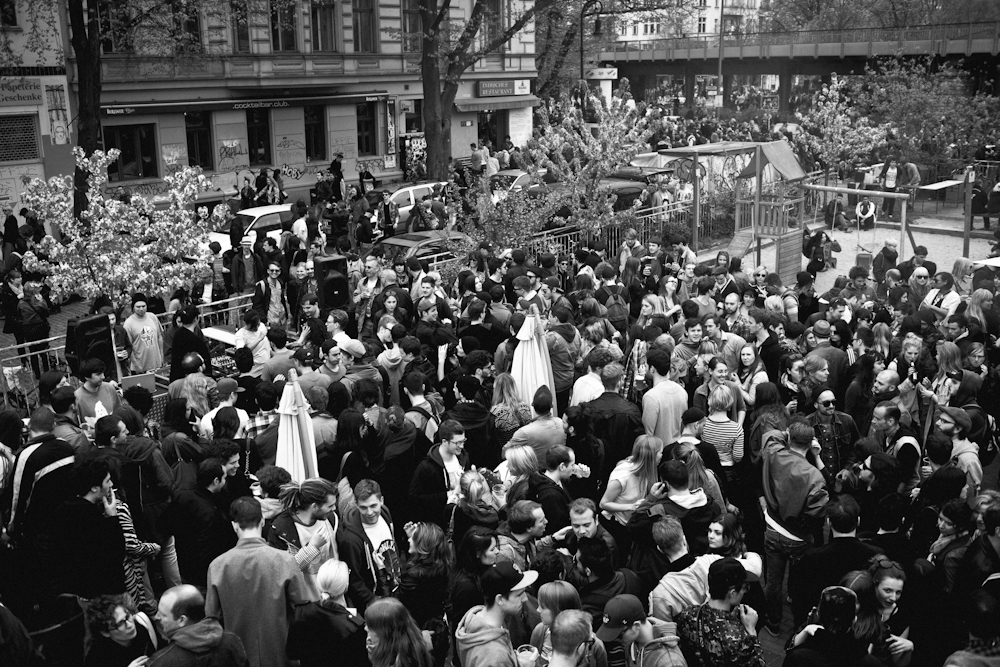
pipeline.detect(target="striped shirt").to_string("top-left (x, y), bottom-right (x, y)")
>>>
top-left (702, 417), bottom-right (744, 466)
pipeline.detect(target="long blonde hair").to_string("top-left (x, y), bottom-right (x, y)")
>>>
top-left (637, 294), bottom-right (665, 328)
top-left (871, 322), bottom-right (892, 358)
top-left (673, 441), bottom-right (713, 492)
top-left (180, 373), bottom-right (212, 418)
top-left (935, 341), bottom-right (963, 377)
top-left (626, 435), bottom-right (663, 497)
top-left (492, 373), bottom-right (524, 411)
top-left (966, 289), bottom-right (993, 329)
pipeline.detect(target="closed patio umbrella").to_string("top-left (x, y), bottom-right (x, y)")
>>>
top-left (275, 367), bottom-right (318, 482)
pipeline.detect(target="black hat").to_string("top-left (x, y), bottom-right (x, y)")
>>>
top-left (481, 562), bottom-right (538, 601)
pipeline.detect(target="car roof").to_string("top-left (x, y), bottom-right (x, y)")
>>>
top-left (234, 204), bottom-right (293, 215)
top-left (380, 231), bottom-right (466, 246)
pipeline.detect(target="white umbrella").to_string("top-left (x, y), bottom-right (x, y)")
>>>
top-left (275, 368), bottom-right (318, 482)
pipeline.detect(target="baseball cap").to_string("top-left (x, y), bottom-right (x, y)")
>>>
top-left (708, 557), bottom-right (759, 595)
top-left (481, 562), bottom-right (538, 601)
top-left (341, 339), bottom-right (366, 359)
top-left (543, 276), bottom-right (562, 291)
top-left (938, 405), bottom-right (973, 435)
top-left (216, 378), bottom-right (245, 395)
top-left (596, 594), bottom-right (646, 641)
top-left (292, 348), bottom-right (315, 365)
top-left (417, 298), bottom-right (437, 313)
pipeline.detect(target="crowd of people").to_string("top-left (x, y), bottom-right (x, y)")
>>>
top-left (1, 217), bottom-right (1000, 667)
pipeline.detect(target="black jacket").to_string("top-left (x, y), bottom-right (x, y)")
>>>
top-left (584, 392), bottom-right (643, 467)
top-left (336, 504), bottom-right (394, 615)
top-left (627, 493), bottom-right (720, 573)
top-left (955, 534), bottom-right (1000, 603)
top-left (286, 599), bottom-right (370, 667)
top-left (56, 497), bottom-right (127, 599)
top-left (525, 471), bottom-right (572, 534)
top-left (579, 569), bottom-right (643, 629)
top-left (165, 487), bottom-right (236, 587)
top-left (396, 559), bottom-right (449, 627)
top-left (443, 401), bottom-right (497, 469)
top-left (790, 537), bottom-right (884, 626)
top-left (169, 327), bottom-right (213, 382)
top-left (409, 443), bottom-right (469, 526)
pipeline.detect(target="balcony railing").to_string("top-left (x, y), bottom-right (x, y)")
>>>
top-left (600, 21), bottom-right (1000, 52)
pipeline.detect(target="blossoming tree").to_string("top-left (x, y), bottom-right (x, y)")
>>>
top-left (21, 147), bottom-right (225, 310)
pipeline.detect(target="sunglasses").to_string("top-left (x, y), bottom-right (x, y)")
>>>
top-left (819, 400), bottom-right (836, 407)
top-left (755, 273), bottom-right (766, 277)
top-left (915, 275), bottom-right (928, 279)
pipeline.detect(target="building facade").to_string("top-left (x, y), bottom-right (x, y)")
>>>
top-left (79, 0), bottom-right (538, 206)
top-left (0, 0), bottom-right (75, 213)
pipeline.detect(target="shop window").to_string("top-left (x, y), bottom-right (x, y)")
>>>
top-left (404, 99), bottom-right (422, 133)
top-left (352, 0), bottom-right (377, 53)
top-left (402, 0), bottom-right (421, 52)
top-left (231, 0), bottom-right (250, 52)
top-left (0, 116), bottom-right (39, 162)
top-left (104, 124), bottom-right (158, 181)
top-left (356, 102), bottom-right (377, 156)
top-left (246, 109), bottom-right (271, 166)
top-left (185, 111), bottom-right (213, 171)
top-left (311, 0), bottom-right (337, 52)
top-left (271, 0), bottom-right (297, 52)
top-left (304, 105), bottom-right (326, 162)
top-left (1, 0), bottom-right (16, 27)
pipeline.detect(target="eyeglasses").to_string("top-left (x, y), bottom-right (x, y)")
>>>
top-left (112, 611), bottom-right (134, 632)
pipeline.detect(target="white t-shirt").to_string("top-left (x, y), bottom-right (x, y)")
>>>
top-left (443, 455), bottom-right (464, 492)
top-left (293, 519), bottom-right (338, 600)
top-left (884, 166), bottom-right (898, 189)
top-left (200, 405), bottom-right (250, 441)
top-left (604, 459), bottom-right (645, 525)
top-left (362, 516), bottom-right (400, 593)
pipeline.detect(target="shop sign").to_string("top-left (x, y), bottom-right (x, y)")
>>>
top-left (479, 80), bottom-right (534, 97)
top-left (0, 78), bottom-right (43, 106)
top-left (584, 68), bottom-right (618, 81)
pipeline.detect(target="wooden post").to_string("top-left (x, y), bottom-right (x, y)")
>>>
top-left (692, 151), bottom-right (700, 253)
top-left (964, 166), bottom-right (974, 257)
top-left (899, 197), bottom-right (907, 261)
top-left (754, 145), bottom-right (762, 265)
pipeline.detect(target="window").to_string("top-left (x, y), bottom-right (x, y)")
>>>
top-left (697, 17), bottom-right (706, 32)
top-left (0, 116), bottom-right (39, 162)
top-left (404, 99), bottom-right (422, 133)
top-left (482, 0), bottom-right (504, 50)
top-left (352, 0), bottom-right (376, 53)
top-left (176, 8), bottom-right (202, 53)
top-left (271, 0), bottom-right (297, 52)
top-left (100, 0), bottom-right (133, 53)
top-left (304, 105), bottom-right (326, 162)
top-left (631, 22), bottom-right (637, 36)
top-left (103, 124), bottom-right (158, 181)
top-left (356, 102), bottom-right (377, 156)
top-left (0, 0), bottom-right (16, 26)
top-left (246, 109), bottom-right (271, 166)
top-left (402, 0), bottom-right (421, 52)
top-left (311, 0), bottom-right (337, 52)
top-left (185, 112), bottom-right (213, 171)
top-left (231, 0), bottom-right (250, 52)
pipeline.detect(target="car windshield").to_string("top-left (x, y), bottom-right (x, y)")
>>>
top-left (490, 174), bottom-right (518, 189)
top-left (216, 214), bottom-right (251, 235)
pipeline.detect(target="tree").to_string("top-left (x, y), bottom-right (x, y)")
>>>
top-left (526, 79), bottom-right (656, 232)
top-left (21, 148), bottom-right (224, 310)
top-left (796, 74), bottom-right (888, 170)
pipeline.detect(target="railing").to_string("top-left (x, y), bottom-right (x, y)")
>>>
top-left (601, 21), bottom-right (1000, 52)
top-left (0, 293), bottom-right (254, 414)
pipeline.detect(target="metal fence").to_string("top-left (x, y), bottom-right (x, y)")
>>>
top-left (0, 293), bottom-right (254, 414)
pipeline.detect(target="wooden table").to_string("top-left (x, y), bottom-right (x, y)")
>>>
top-left (918, 179), bottom-right (964, 213)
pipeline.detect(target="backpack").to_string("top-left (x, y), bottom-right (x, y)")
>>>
top-left (406, 404), bottom-right (440, 441)
top-left (161, 432), bottom-right (201, 494)
top-left (604, 285), bottom-right (629, 331)
top-left (963, 402), bottom-right (999, 467)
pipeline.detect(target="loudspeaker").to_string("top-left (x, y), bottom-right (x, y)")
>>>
top-left (315, 254), bottom-right (350, 312)
top-left (65, 314), bottom-right (118, 381)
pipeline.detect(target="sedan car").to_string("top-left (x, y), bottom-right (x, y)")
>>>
top-left (364, 230), bottom-right (469, 271)
top-left (364, 181), bottom-right (448, 228)
top-left (210, 203), bottom-right (294, 254)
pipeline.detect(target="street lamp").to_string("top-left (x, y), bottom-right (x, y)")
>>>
top-left (579, 0), bottom-right (604, 87)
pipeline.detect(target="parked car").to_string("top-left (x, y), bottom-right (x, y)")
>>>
top-left (527, 178), bottom-right (648, 224)
top-left (363, 181), bottom-right (448, 229)
top-left (609, 165), bottom-right (676, 186)
top-left (209, 203), bottom-right (294, 255)
top-left (489, 169), bottom-right (551, 193)
top-left (363, 230), bottom-right (469, 271)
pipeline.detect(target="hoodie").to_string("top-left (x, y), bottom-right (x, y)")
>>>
top-left (649, 554), bottom-right (722, 622)
top-left (455, 606), bottom-right (517, 667)
top-left (377, 347), bottom-right (406, 406)
top-left (951, 438), bottom-right (983, 503)
top-left (147, 618), bottom-right (248, 667)
top-left (634, 618), bottom-right (686, 667)
top-left (409, 442), bottom-right (469, 525)
top-left (628, 487), bottom-right (718, 575)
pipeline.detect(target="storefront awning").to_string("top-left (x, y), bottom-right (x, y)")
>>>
top-left (101, 91), bottom-right (389, 117)
top-left (454, 95), bottom-right (540, 113)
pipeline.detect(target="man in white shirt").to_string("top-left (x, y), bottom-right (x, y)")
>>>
top-left (325, 309), bottom-right (352, 348)
top-left (570, 347), bottom-right (616, 407)
top-left (200, 378), bottom-right (250, 440)
top-left (920, 272), bottom-right (962, 325)
top-left (123, 292), bottom-right (163, 373)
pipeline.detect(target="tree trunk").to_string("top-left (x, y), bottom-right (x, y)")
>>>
top-left (422, 45), bottom-right (454, 181)
top-left (67, 0), bottom-right (103, 217)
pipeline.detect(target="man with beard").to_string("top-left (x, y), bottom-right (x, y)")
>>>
top-left (871, 401), bottom-right (921, 493)
top-left (721, 291), bottom-right (752, 340)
